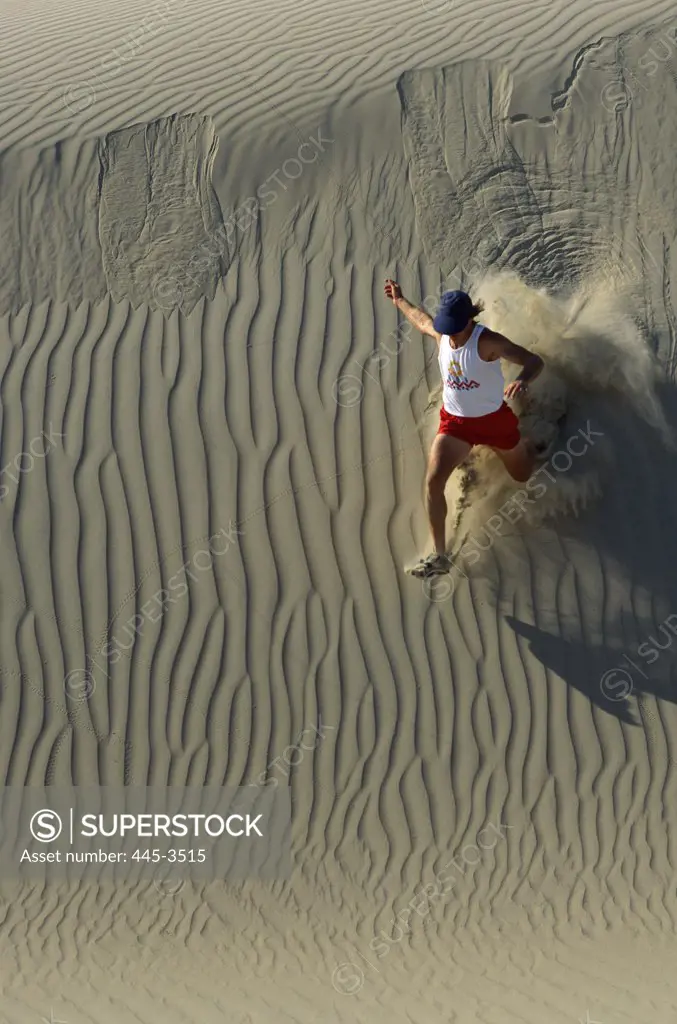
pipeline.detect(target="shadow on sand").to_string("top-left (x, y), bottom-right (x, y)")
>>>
top-left (505, 615), bottom-right (677, 725)
top-left (501, 379), bottom-right (677, 724)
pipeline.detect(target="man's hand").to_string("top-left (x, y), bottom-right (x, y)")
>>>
top-left (504, 380), bottom-right (529, 400)
top-left (384, 279), bottom-right (403, 303)
top-left (384, 279), bottom-right (440, 341)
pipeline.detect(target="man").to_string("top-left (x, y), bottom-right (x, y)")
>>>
top-left (384, 280), bottom-right (544, 578)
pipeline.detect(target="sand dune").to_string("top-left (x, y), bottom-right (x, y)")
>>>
top-left (2, 6), bottom-right (677, 1024)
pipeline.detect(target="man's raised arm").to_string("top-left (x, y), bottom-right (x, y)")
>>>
top-left (384, 279), bottom-right (440, 340)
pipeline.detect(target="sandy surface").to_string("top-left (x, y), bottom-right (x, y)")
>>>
top-left (2, 2), bottom-right (677, 1022)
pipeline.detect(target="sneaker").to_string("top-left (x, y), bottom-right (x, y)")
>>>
top-left (407, 553), bottom-right (450, 578)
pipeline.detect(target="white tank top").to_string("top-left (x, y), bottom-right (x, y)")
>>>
top-left (438, 323), bottom-right (504, 417)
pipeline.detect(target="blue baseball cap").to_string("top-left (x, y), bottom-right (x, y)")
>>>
top-left (432, 290), bottom-right (474, 335)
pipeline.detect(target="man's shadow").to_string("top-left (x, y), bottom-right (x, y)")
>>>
top-left (495, 377), bottom-right (677, 724)
top-left (505, 616), bottom-right (677, 724)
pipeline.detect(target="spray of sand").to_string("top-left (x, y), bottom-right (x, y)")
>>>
top-left (419, 271), bottom-right (671, 556)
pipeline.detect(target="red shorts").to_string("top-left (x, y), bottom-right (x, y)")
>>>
top-left (438, 402), bottom-right (521, 450)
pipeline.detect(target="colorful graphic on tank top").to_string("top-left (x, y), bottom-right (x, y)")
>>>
top-left (446, 359), bottom-right (480, 391)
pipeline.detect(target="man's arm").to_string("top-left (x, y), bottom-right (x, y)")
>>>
top-left (481, 331), bottom-right (544, 397)
top-left (384, 279), bottom-right (440, 342)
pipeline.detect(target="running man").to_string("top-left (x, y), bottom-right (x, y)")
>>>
top-left (384, 281), bottom-right (544, 578)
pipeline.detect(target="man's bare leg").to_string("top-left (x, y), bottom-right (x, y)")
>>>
top-left (426, 434), bottom-right (472, 554)
top-left (490, 439), bottom-right (534, 483)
